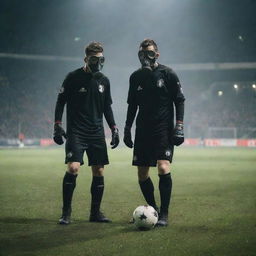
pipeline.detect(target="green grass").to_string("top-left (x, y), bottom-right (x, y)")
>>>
top-left (0, 147), bottom-right (256, 256)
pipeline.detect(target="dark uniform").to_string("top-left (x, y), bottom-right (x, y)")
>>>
top-left (126, 64), bottom-right (185, 166)
top-left (55, 68), bottom-right (115, 166)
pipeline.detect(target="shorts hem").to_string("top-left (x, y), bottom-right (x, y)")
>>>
top-left (88, 160), bottom-right (109, 166)
top-left (132, 158), bottom-right (172, 167)
top-left (132, 162), bottom-right (157, 167)
top-left (65, 159), bottom-right (84, 166)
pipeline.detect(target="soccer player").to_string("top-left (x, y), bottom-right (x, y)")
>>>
top-left (124, 39), bottom-right (185, 227)
top-left (54, 41), bottom-right (119, 225)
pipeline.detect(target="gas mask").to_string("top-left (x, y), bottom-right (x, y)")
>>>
top-left (138, 50), bottom-right (157, 70)
top-left (87, 56), bottom-right (105, 73)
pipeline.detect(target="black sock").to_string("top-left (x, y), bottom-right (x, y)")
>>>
top-left (139, 177), bottom-right (157, 209)
top-left (62, 171), bottom-right (77, 215)
top-left (90, 176), bottom-right (104, 214)
top-left (159, 173), bottom-right (172, 214)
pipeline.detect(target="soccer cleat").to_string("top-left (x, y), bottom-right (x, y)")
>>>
top-left (155, 212), bottom-right (168, 227)
top-left (58, 215), bottom-right (71, 225)
top-left (58, 208), bottom-right (71, 225)
top-left (89, 211), bottom-right (111, 223)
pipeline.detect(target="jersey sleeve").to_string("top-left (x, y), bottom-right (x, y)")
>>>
top-left (103, 77), bottom-right (116, 129)
top-left (168, 70), bottom-right (185, 103)
top-left (104, 77), bottom-right (113, 106)
top-left (127, 73), bottom-right (137, 105)
top-left (167, 70), bottom-right (185, 122)
top-left (125, 73), bottom-right (138, 128)
top-left (54, 73), bottom-right (71, 123)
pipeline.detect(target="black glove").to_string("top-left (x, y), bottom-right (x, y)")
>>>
top-left (53, 123), bottom-right (67, 145)
top-left (110, 127), bottom-right (119, 149)
top-left (173, 123), bottom-right (184, 146)
top-left (123, 126), bottom-right (133, 148)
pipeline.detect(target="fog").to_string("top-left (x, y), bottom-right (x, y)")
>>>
top-left (0, 0), bottom-right (255, 139)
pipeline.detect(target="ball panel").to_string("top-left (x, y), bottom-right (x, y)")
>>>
top-left (133, 205), bottom-right (158, 230)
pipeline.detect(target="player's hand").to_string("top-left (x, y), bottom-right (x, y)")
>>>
top-left (173, 123), bottom-right (184, 146)
top-left (110, 127), bottom-right (119, 149)
top-left (53, 123), bottom-right (67, 145)
top-left (123, 126), bottom-right (133, 148)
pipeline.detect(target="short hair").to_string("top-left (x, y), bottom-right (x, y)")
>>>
top-left (85, 41), bottom-right (103, 56)
top-left (140, 38), bottom-right (158, 52)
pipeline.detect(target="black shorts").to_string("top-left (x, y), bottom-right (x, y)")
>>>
top-left (65, 135), bottom-right (109, 166)
top-left (132, 128), bottom-right (174, 167)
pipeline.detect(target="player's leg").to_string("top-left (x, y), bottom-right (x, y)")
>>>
top-left (86, 139), bottom-right (111, 223)
top-left (137, 166), bottom-right (158, 211)
top-left (133, 132), bottom-right (158, 211)
top-left (59, 162), bottom-right (80, 225)
top-left (59, 136), bottom-right (84, 225)
top-left (89, 165), bottom-right (111, 222)
top-left (156, 159), bottom-right (172, 227)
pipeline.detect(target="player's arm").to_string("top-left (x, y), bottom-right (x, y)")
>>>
top-left (53, 75), bottom-right (69, 145)
top-left (170, 71), bottom-right (185, 146)
top-left (103, 78), bottom-right (119, 149)
top-left (124, 74), bottom-right (138, 148)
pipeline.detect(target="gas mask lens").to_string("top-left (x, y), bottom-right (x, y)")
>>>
top-left (138, 50), bottom-right (156, 60)
top-left (146, 50), bottom-right (156, 59)
top-left (89, 56), bottom-right (105, 65)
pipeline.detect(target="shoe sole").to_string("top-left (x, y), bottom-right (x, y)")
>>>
top-left (155, 223), bottom-right (168, 227)
top-left (58, 221), bottom-right (70, 225)
top-left (58, 218), bottom-right (71, 225)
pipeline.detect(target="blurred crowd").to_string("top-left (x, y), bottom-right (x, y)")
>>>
top-left (0, 60), bottom-right (255, 139)
top-left (187, 86), bottom-right (256, 138)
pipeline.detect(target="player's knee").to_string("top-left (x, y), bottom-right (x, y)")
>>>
top-left (138, 167), bottom-right (150, 181)
top-left (138, 172), bottom-right (149, 181)
top-left (67, 162), bottom-right (80, 174)
top-left (92, 165), bottom-right (104, 176)
top-left (157, 161), bottom-right (170, 175)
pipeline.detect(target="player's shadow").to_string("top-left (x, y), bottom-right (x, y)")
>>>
top-left (0, 217), bottom-right (127, 255)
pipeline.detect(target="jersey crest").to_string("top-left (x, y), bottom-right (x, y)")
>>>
top-left (157, 78), bottom-right (165, 88)
top-left (98, 84), bottom-right (104, 93)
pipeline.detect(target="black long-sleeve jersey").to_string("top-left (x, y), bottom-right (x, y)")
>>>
top-left (54, 68), bottom-right (116, 139)
top-left (125, 64), bottom-right (185, 135)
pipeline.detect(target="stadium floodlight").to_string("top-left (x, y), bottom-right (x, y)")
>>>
top-left (218, 90), bottom-right (223, 96)
top-left (233, 84), bottom-right (238, 89)
top-left (252, 84), bottom-right (256, 89)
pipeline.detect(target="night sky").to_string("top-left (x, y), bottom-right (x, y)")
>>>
top-left (1, 0), bottom-right (256, 65)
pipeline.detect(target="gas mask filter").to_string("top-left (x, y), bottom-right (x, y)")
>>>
top-left (138, 50), bottom-right (157, 70)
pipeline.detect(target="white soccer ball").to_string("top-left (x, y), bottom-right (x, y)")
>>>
top-left (133, 205), bottom-right (158, 230)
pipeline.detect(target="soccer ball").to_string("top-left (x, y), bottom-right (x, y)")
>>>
top-left (133, 205), bottom-right (158, 230)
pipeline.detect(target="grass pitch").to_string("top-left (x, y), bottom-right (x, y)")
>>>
top-left (0, 147), bottom-right (256, 256)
